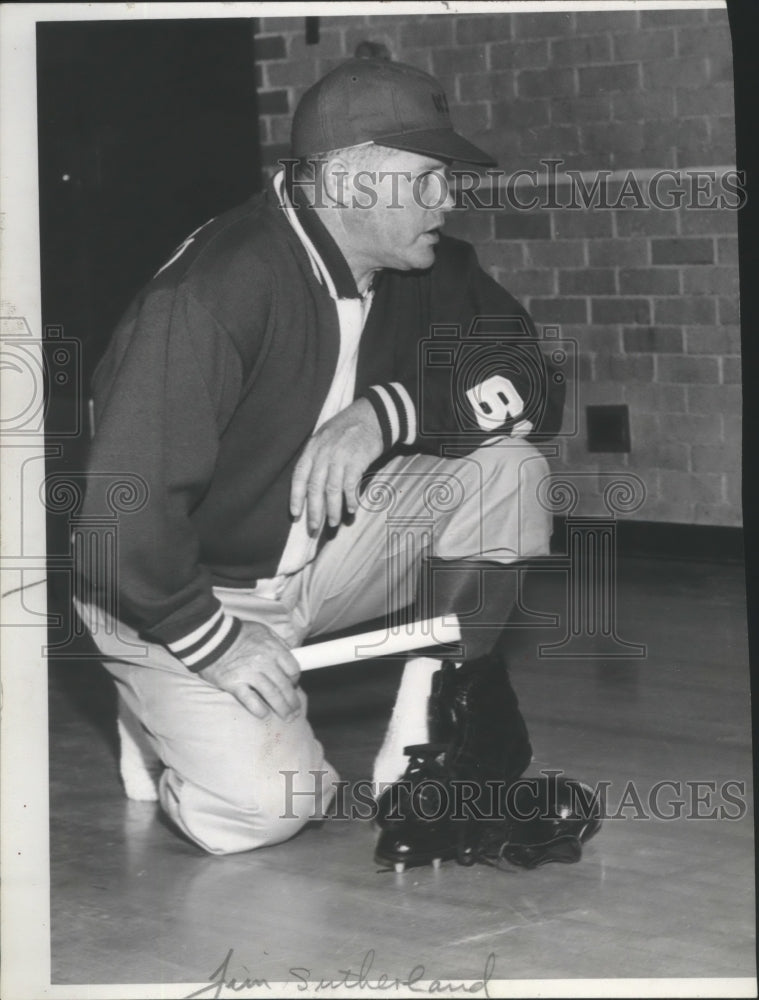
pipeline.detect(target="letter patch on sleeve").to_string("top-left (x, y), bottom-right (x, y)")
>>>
top-left (465, 375), bottom-right (525, 431)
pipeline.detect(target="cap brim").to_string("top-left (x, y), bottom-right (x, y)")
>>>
top-left (374, 127), bottom-right (497, 167)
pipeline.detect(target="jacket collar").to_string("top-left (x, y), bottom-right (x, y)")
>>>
top-left (272, 169), bottom-right (366, 300)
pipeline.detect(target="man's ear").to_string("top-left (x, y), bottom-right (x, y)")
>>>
top-left (322, 155), bottom-right (351, 207)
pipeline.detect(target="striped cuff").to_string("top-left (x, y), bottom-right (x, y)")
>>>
top-left (363, 382), bottom-right (417, 451)
top-left (166, 609), bottom-right (242, 673)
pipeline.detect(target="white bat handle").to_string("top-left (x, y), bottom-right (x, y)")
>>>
top-left (292, 615), bottom-right (461, 672)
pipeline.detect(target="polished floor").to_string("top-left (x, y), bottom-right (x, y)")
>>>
top-left (48, 555), bottom-right (755, 991)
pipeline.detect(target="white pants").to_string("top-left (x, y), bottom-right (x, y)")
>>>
top-left (77, 439), bottom-right (551, 854)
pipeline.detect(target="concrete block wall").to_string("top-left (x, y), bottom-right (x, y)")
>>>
top-left (254, 8), bottom-right (741, 527)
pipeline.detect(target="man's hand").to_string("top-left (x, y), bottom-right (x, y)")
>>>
top-left (198, 620), bottom-right (302, 720)
top-left (290, 398), bottom-right (383, 534)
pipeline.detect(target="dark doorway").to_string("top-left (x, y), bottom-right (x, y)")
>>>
top-left (37, 16), bottom-right (262, 629)
top-left (37, 17), bottom-right (261, 388)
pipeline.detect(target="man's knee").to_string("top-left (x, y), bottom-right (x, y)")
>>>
top-left (435, 439), bottom-right (552, 560)
top-left (159, 765), bottom-right (336, 856)
top-left (190, 809), bottom-right (310, 857)
top-left (465, 438), bottom-right (550, 495)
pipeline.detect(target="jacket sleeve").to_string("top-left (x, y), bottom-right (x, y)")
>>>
top-left (362, 239), bottom-right (565, 455)
top-left (80, 284), bottom-right (249, 671)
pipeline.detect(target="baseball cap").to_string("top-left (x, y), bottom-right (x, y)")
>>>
top-left (291, 58), bottom-right (497, 167)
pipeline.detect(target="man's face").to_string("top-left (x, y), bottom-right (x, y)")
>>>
top-left (340, 148), bottom-right (455, 274)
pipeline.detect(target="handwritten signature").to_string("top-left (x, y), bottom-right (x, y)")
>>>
top-left (186, 948), bottom-right (496, 998)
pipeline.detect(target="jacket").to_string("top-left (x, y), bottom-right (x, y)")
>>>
top-left (81, 177), bottom-right (563, 669)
